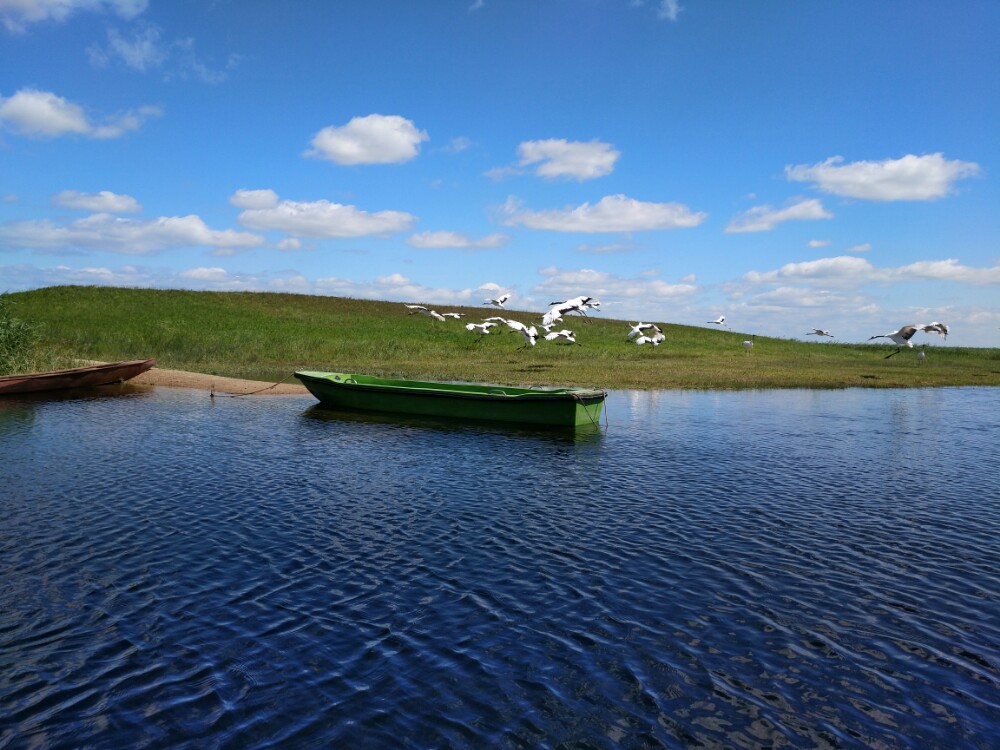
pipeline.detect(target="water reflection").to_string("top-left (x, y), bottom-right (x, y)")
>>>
top-left (301, 403), bottom-right (606, 444)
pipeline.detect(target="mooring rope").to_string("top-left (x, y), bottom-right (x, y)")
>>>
top-left (211, 372), bottom-right (297, 398)
top-left (573, 391), bottom-right (609, 429)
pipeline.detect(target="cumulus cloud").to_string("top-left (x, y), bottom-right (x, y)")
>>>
top-left (406, 231), bottom-right (510, 250)
top-left (0, 213), bottom-right (263, 254)
top-left (236, 194), bottom-right (416, 238)
top-left (52, 190), bottom-right (142, 213)
top-left (742, 255), bottom-right (1000, 287)
top-left (229, 188), bottom-right (279, 210)
top-left (0, 88), bottom-right (161, 139)
top-left (785, 153), bottom-right (981, 201)
top-left (743, 256), bottom-right (875, 284)
top-left (305, 114), bottom-right (428, 165)
top-left (515, 139), bottom-right (620, 181)
top-left (0, 0), bottom-right (146, 33)
top-left (499, 194), bottom-right (706, 233)
top-left (726, 198), bottom-right (832, 234)
top-left (536, 266), bottom-right (698, 309)
top-left (313, 272), bottom-right (484, 306)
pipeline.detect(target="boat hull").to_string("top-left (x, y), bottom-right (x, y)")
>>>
top-left (295, 371), bottom-right (606, 427)
top-left (0, 359), bottom-right (156, 395)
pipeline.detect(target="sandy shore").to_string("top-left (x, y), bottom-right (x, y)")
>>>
top-left (131, 366), bottom-right (309, 395)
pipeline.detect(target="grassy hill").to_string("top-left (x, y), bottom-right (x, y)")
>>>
top-left (6, 285), bottom-right (1000, 390)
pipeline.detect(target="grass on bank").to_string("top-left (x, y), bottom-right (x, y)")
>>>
top-left (7, 285), bottom-right (1000, 390)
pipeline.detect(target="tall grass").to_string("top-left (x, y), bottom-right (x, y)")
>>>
top-left (8, 285), bottom-right (1000, 390)
top-left (0, 293), bottom-right (74, 375)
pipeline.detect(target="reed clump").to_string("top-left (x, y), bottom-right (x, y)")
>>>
top-left (8, 285), bottom-right (1000, 390)
top-left (0, 293), bottom-right (74, 375)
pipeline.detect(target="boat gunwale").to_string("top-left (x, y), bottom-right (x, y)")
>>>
top-left (294, 371), bottom-right (607, 403)
top-left (0, 358), bottom-right (156, 384)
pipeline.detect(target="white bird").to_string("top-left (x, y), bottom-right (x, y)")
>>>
top-left (492, 317), bottom-right (529, 333)
top-left (483, 293), bottom-right (510, 309)
top-left (627, 322), bottom-right (661, 340)
top-left (405, 304), bottom-right (446, 322)
top-left (635, 332), bottom-right (665, 346)
top-left (516, 325), bottom-right (539, 349)
top-left (544, 329), bottom-right (578, 344)
top-left (917, 345), bottom-right (927, 365)
top-left (743, 335), bottom-right (754, 353)
top-left (545, 295), bottom-right (600, 322)
top-left (440, 312), bottom-right (466, 320)
top-left (806, 329), bottom-right (834, 338)
top-left (868, 324), bottom-right (923, 358)
top-left (465, 322), bottom-right (496, 335)
top-left (707, 315), bottom-right (726, 326)
top-left (550, 295), bottom-right (600, 311)
top-left (541, 307), bottom-right (564, 328)
top-left (921, 321), bottom-right (949, 338)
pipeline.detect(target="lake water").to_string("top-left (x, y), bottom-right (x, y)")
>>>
top-left (2, 385), bottom-right (999, 749)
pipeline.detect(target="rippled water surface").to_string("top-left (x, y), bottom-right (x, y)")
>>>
top-left (2, 385), bottom-right (999, 748)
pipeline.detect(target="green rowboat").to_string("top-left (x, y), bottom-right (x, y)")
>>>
top-left (294, 371), bottom-right (607, 427)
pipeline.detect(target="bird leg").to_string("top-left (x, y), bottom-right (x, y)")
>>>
top-left (884, 348), bottom-right (901, 359)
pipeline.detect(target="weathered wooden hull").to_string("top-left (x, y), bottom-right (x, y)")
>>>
top-left (0, 359), bottom-right (156, 395)
top-left (295, 371), bottom-right (606, 427)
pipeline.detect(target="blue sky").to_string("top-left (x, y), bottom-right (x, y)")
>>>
top-left (1, 0), bottom-right (997, 347)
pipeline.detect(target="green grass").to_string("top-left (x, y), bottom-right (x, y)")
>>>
top-left (7, 285), bottom-right (1000, 390)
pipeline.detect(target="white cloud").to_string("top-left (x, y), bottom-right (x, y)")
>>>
top-left (276, 238), bottom-right (301, 251)
top-left (52, 190), bottom-right (142, 213)
top-left (0, 88), bottom-right (161, 139)
top-left (237, 196), bottom-right (416, 238)
top-left (499, 194), bottom-right (706, 233)
top-left (444, 136), bottom-right (472, 153)
top-left (535, 266), bottom-right (698, 310)
top-left (808, 239), bottom-right (831, 248)
top-left (847, 243), bottom-right (871, 253)
top-left (229, 188), bottom-right (279, 210)
top-left (658, 0), bottom-right (682, 21)
top-left (87, 25), bottom-right (240, 83)
top-left (726, 198), bottom-right (832, 234)
top-left (889, 258), bottom-right (1000, 285)
top-left (305, 114), bottom-right (428, 165)
top-left (314, 272), bottom-right (484, 305)
top-left (0, 213), bottom-right (263, 254)
top-left (180, 266), bottom-right (229, 281)
top-left (90, 23), bottom-right (165, 70)
top-left (406, 231), bottom-right (510, 249)
top-left (0, 0), bottom-right (146, 32)
top-left (743, 256), bottom-right (875, 285)
top-left (574, 241), bottom-right (637, 254)
top-left (516, 139), bottom-right (620, 181)
top-left (785, 153), bottom-right (981, 201)
top-left (742, 255), bottom-right (1000, 287)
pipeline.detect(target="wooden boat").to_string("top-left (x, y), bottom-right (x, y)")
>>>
top-left (295, 371), bottom-right (607, 427)
top-left (0, 359), bottom-right (156, 396)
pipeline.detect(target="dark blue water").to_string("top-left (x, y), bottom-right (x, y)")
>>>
top-left (2, 385), bottom-right (999, 749)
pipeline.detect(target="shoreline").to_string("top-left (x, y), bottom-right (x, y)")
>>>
top-left (131, 366), bottom-right (309, 395)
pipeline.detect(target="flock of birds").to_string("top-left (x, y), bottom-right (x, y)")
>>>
top-left (403, 293), bottom-right (950, 360)
top-left (405, 293), bottom-right (601, 349)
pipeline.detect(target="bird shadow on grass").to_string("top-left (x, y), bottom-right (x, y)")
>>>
top-left (515, 364), bottom-right (555, 371)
